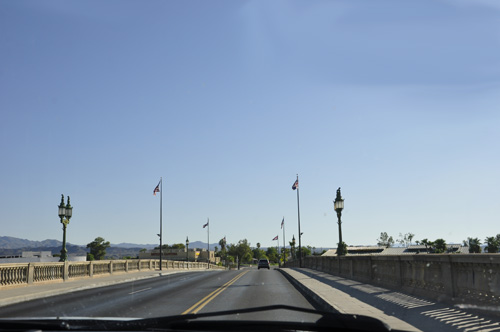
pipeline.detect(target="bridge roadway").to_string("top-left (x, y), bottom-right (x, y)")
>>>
top-left (0, 267), bottom-right (318, 322)
top-left (0, 267), bottom-right (499, 331)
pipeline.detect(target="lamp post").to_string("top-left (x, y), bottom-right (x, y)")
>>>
top-left (291, 235), bottom-right (296, 260)
top-left (58, 194), bottom-right (73, 262)
top-left (186, 236), bottom-right (190, 262)
top-left (333, 187), bottom-right (345, 256)
top-left (156, 233), bottom-right (163, 271)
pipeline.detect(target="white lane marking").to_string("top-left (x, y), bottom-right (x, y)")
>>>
top-left (128, 287), bottom-right (152, 295)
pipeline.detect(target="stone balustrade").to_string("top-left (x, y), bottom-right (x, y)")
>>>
top-left (0, 259), bottom-right (224, 287)
top-left (285, 254), bottom-right (500, 305)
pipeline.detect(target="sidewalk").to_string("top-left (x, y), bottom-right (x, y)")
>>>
top-left (0, 269), bottom-right (206, 308)
top-left (280, 268), bottom-right (500, 332)
top-left (279, 268), bottom-right (421, 332)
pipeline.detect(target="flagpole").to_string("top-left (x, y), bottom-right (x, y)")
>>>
top-left (282, 217), bottom-right (285, 264)
top-left (276, 236), bottom-right (280, 268)
top-left (207, 218), bottom-right (210, 268)
top-left (160, 177), bottom-right (163, 271)
top-left (296, 174), bottom-right (302, 268)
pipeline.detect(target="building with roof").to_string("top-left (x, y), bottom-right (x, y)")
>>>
top-left (322, 244), bottom-right (469, 256)
top-left (0, 251), bottom-right (86, 263)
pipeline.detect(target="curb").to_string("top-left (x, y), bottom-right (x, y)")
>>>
top-left (278, 268), bottom-right (339, 313)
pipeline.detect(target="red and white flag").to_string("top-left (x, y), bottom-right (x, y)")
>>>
top-left (292, 179), bottom-right (298, 190)
top-left (203, 220), bottom-right (209, 228)
top-left (153, 182), bottom-right (160, 195)
top-left (272, 235), bottom-right (278, 241)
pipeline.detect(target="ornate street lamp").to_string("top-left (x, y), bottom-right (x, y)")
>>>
top-left (333, 187), bottom-right (345, 256)
top-left (186, 236), bottom-right (190, 262)
top-left (58, 194), bottom-right (73, 262)
top-left (291, 235), bottom-right (296, 260)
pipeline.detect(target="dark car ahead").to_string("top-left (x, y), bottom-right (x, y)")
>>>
top-left (258, 259), bottom-right (270, 270)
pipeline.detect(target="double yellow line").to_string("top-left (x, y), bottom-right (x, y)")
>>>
top-left (182, 271), bottom-right (248, 315)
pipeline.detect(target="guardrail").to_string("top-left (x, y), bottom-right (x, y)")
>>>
top-left (0, 260), bottom-right (224, 287)
top-left (285, 254), bottom-right (500, 306)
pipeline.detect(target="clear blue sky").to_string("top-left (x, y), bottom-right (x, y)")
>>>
top-left (1, 0), bottom-right (499, 249)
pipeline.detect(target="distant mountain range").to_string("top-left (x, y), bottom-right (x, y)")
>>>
top-left (0, 236), bottom-right (65, 249)
top-left (0, 236), bottom-right (222, 259)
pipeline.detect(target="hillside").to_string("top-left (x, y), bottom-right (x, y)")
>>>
top-left (0, 236), bottom-right (64, 249)
top-left (0, 236), bottom-right (220, 259)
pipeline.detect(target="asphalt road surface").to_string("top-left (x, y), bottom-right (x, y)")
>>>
top-left (0, 267), bottom-right (321, 322)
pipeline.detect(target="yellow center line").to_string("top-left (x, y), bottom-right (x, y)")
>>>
top-left (182, 270), bottom-right (249, 315)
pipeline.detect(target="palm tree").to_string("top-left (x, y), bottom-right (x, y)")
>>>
top-left (485, 236), bottom-right (500, 253)
top-left (420, 239), bottom-right (433, 253)
top-left (465, 237), bottom-right (481, 253)
top-left (218, 238), bottom-right (226, 251)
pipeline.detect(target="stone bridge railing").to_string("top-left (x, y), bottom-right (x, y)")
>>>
top-left (285, 254), bottom-right (500, 306)
top-left (0, 260), bottom-right (224, 287)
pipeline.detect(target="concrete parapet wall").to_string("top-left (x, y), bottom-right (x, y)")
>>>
top-left (285, 255), bottom-right (500, 305)
top-left (0, 259), bottom-right (225, 288)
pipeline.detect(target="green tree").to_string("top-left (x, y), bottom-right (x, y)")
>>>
top-left (485, 235), bottom-right (500, 253)
top-left (420, 238), bottom-right (447, 253)
top-left (377, 232), bottom-right (394, 248)
top-left (86, 237), bottom-right (110, 260)
top-left (252, 247), bottom-right (265, 260)
top-left (301, 246), bottom-right (312, 257)
top-left (407, 233), bottom-right (415, 246)
top-left (434, 238), bottom-right (447, 253)
top-left (219, 237), bottom-right (227, 251)
top-left (154, 243), bottom-right (185, 250)
top-left (281, 247), bottom-right (290, 262)
top-left (336, 241), bottom-right (347, 256)
top-left (216, 238), bottom-right (227, 261)
top-left (420, 239), bottom-right (433, 253)
top-left (228, 239), bottom-right (253, 268)
top-left (397, 232), bottom-right (415, 247)
top-left (266, 247), bottom-right (279, 263)
top-left (464, 237), bottom-right (482, 253)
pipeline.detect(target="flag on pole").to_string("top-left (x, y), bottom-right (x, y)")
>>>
top-left (292, 179), bottom-right (298, 190)
top-left (153, 182), bottom-right (160, 195)
top-left (281, 218), bottom-right (284, 229)
top-left (272, 235), bottom-right (278, 241)
top-left (203, 221), bottom-right (209, 228)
